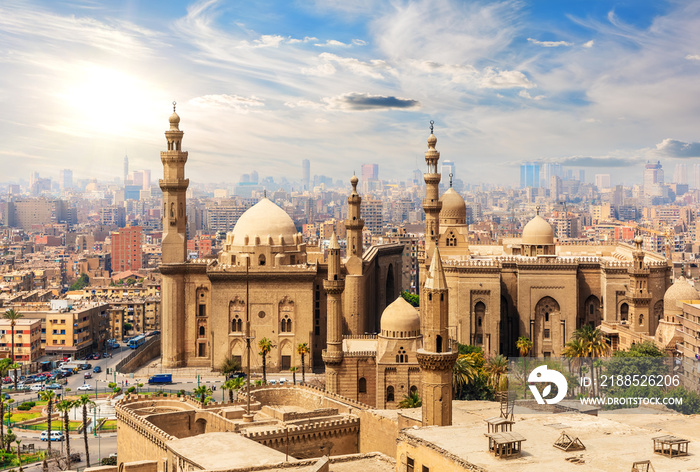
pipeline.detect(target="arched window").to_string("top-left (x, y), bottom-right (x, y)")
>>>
top-left (280, 316), bottom-right (292, 333)
top-left (410, 385), bottom-right (417, 394)
top-left (638, 314), bottom-right (644, 326)
top-left (198, 326), bottom-right (205, 337)
top-left (386, 386), bottom-right (394, 402)
top-left (232, 316), bottom-right (242, 332)
top-left (258, 254), bottom-right (266, 266)
top-left (620, 302), bottom-right (629, 322)
top-left (436, 335), bottom-right (442, 353)
top-left (358, 377), bottom-right (367, 393)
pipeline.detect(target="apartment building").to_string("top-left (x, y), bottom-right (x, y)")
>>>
top-left (0, 318), bottom-right (42, 365)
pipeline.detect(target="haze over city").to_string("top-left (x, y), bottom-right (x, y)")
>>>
top-left (2, 0), bottom-right (700, 185)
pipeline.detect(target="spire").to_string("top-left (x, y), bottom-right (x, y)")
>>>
top-left (449, 173), bottom-right (453, 188)
top-left (424, 246), bottom-right (447, 290)
top-left (350, 173), bottom-right (359, 195)
top-left (329, 231), bottom-right (340, 250)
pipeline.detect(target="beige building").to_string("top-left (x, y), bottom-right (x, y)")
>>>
top-left (417, 130), bottom-right (672, 357)
top-left (0, 318), bottom-right (42, 365)
top-left (159, 109), bottom-right (402, 372)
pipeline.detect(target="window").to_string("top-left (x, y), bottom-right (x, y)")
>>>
top-left (386, 386), bottom-right (394, 402)
top-left (422, 466), bottom-right (430, 472)
top-left (544, 328), bottom-right (550, 339)
top-left (258, 254), bottom-right (266, 266)
top-left (358, 377), bottom-right (367, 393)
top-left (199, 326), bottom-right (205, 337)
top-left (406, 457), bottom-right (414, 472)
top-left (198, 305), bottom-right (206, 317)
top-left (545, 312), bottom-right (550, 322)
top-left (232, 317), bottom-right (243, 332)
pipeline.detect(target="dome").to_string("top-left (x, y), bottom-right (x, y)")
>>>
top-left (664, 277), bottom-right (699, 314)
top-left (229, 198), bottom-right (298, 246)
top-left (439, 188), bottom-right (466, 223)
top-left (522, 214), bottom-right (554, 246)
top-left (169, 111), bottom-right (180, 125)
top-left (380, 297), bottom-right (421, 337)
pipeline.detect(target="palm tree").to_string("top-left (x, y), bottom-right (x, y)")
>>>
top-left (222, 379), bottom-right (238, 403)
top-left (74, 395), bottom-right (95, 467)
top-left (289, 366), bottom-right (298, 385)
top-left (193, 385), bottom-right (212, 404)
top-left (8, 363), bottom-right (21, 392)
top-left (56, 399), bottom-right (74, 468)
top-left (485, 355), bottom-right (508, 392)
top-left (397, 391), bottom-right (422, 408)
top-left (296, 343), bottom-right (309, 384)
top-left (3, 309), bottom-right (23, 390)
top-left (453, 353), bottom-right (479, 399)
top-left (515, 336), bottom-right (533, 357)
top-left (258, 338), bottom-right (273, 384)
top-left (39, 390), bottom-right (56, 454)
top-left (563, 338), bottom-right (587, 387)
top-left (15, 438), bottom-right (22, 472)
top-left (0, 395), bottom-right (11, 452)
top-left (219, 355), bottom-right (241, 379)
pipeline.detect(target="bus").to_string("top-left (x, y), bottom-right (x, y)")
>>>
top-left (128, 334), bottom-right (147, 349)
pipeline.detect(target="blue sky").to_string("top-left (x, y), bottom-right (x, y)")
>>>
top-left (1, 0), bottom-right (699, 187)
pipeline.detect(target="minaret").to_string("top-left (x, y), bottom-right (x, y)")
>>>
top-left (345, 175), bottom-right (364, 258)
top-left (423, 121), bottom-right (442, 257)
top-left (323, 232), bottom-right (345, 393)
top-left (159, 102), bottom-right (189, 368)
top-left (417, 246), bottom-right (457, 426)
top-left (627, 235), bottom-right (651, 333)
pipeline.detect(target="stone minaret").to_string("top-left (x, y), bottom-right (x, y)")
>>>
top-left (323, 232), bottom-right (345, 393)
top-left (423, 121), bottom-right (442, 257)
top-left (345, 175), bottom-right (364, 258)
top-left (160, 103), bottom-right (189, 368)
top-left (417, 246), bottom-right (457, 426)
top-left (627, 235), bottom-right (651, 333)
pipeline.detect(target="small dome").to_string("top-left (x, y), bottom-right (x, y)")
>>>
top-left (380, 297), bottom-right (420, 337)
top-left (350, 175), bottom-right (358, 186)
top-left (522, 214), bottom-right (554, 246)
top-left (229, 198), bottom-right (298, 246)
top-left (439, 188), bottom-right (466, 223)
top-left (169, 111), bottom-right (180, 125)
top-left (664, 277), bottom-right (699, 314)
top-left (427, 134), bottom-right (437, 147)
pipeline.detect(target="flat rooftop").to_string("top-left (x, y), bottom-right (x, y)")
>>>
top-left (401, 400), bottom-right (700, 471)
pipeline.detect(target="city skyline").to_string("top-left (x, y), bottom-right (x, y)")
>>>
top-left (2, 0), bottom-right (700, 185)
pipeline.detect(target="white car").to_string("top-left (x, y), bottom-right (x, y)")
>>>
top-left (77, 384), bottom-right (93, 391)
top-left (40, 431), bottom-right (64, 441)
top-left (30, 384), bottom-right (44, 392)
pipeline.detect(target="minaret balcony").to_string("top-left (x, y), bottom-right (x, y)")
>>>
top-left (323, 279), bottom-right (345, 294)
top-left (322, 349), bottom-right (344, 365)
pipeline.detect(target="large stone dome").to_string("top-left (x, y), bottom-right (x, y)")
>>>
top-left (380, 297), bottom-right (421, 338)
top-left (439, 188), bottom-right (466, 224)
top-left (229, 198), bottom-right (298, 246)
top-left (664, 276), bottom-right (699, 314)
top-left (522, 214), bottom-right (554, 246)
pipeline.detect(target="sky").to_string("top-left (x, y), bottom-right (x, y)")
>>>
top-left (1, 0), bottom-right (700, 187)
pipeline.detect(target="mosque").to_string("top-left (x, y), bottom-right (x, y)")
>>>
top-left (159, 107), bottom-right (678, 411)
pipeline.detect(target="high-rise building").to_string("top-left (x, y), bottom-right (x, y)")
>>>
top-left (441, 160), bottom-right (455, 181)
top-left (541, 163), bottom-right (562, 187)
top-left (694, 164), bottom-right (700, 189)
top-left (644, 161), bottom-right (664, 195)
top-left (59, 169), bottom-right (73, 190)
top-left (302, 159), bottom-right (310, 190)
top-left (519, 162), bottom-right (540, 188)
top-left (124, 155), bottom-right (129, 186)
top-left (674, 163), bottom-right (688, 185)
top-left (594, 174), bottom-right (611, 190)
top-left (111, 226), bottom-right (143, 272)
top-left (362, 164), bottom-right (379, 181)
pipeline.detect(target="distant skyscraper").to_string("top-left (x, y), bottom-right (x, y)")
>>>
top-left (520, 162), bottom-right (540, 188)
top-left (694, 164), bottom-right (700, 189)
top-left (441, 160), bottom-right (455, 182)
top-left (577, 169), bottom-right (585, 182)
top-left (302, 159), bottom-right (310, 190)
top-left (594, 174), bottom-right (611, 190)
top-left (542, 163), bottom-right (562, 187)
top-left (59, 169), bottom-right (73, 190)
top-left (673, 163), bottom-right (688, 185)
top-left (644, 161), bottom-right (664, 195)
top-left (362, 164), bottom-right (379, 181)
top-left (124, 154), bottom-right (129, 185)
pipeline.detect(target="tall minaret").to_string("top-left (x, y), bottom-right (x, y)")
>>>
top-left (345, 175), bottom-right (364, 258)
top-left (417, 246), bottom-right (457, 426)
top-left (423, 121), bottom-right (442, 257)
top-left (627, 235), bottom-right (651, 334)
top-left (323, 232), bottom-right (345, 393)
top-left (160, 102), bottom-right (189, 368)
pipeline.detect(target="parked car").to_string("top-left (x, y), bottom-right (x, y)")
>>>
top-left (46, 383), bottom-right (62, 390)
top-left (84, 373), bottom-right (92, 379)
top-left (93, 366), bottom-right (102, 373)
top-left (40, 431), bottom-right (64, 441)
top-left (80, 364), bottom-right (92, 370)
top-left (30, 384), bottom-right (44, 392)
top-left (77, 384), bottom-right (92, 391)
top-left (92, 353), bottom-right (101, 360)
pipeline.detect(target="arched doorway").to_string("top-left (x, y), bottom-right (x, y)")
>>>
top-left (582, 295), bottom-right (601, 329)
top-left (474, 301), bottom-right (486, 346)
top-left (534, 296), bottom-right (560, 356)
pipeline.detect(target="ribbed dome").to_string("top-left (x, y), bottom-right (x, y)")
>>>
top-left (229, 198), bottom-right (298, 246)
top-left (522, 215), bottom-right (554, 246)
top-left (439, 188), bottom-right (466, 223)
top-left (664, 277), bottom-right (699, 314)
top-left (169, 111), bottom-right (180, 125)
top-left (380, 297), bottom-right (420, 338)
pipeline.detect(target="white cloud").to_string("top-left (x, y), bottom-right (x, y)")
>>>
top-left (527, 38), bottom-right (573, 47)
top-left (189, 94), bottom-right (264, 112)
top-left (314, 39), bottom-right (350, 47)
top-left (301, 63), bottom-right (337, 76)
top-left (481, 68), bottom-right (534, 89)
top-left (519, 90), bottom-right (545, 100)
top-left (352, 39), bottom-right (368, 46)
top-left (582, 40), bottom-right (594, 48)
top-left (686, 54), bottom-right (700, 61)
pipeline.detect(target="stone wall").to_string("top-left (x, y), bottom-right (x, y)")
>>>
top-left (396, 431), bottom-right (486, 472)
top-left (115, 398), bottom-right (175, 471)
top-left (117, 335), bottom-right (161, 374)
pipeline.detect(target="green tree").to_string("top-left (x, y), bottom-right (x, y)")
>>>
top-left (289, 366), bottom-right (298, 385)
top-left (193, 385), bottom-right (212, 405)
top-left (485, 355), bottom-right (508, 392)
top-left (0, 396), bottom-right (12, 452)
top-left (69, 273), bottom-right (89, 291)
top-left (3, 309), bottom-right (23, 390)
top-left (515, 336), bottom-right (533, 357)
top-left (401, 291), bottom-right (419, 307)
top-left (15, 438), bottom-right (22, 472)
top-left (397, 391), bottom-right (422, 408)
top-left (258, 338), bottom-right (273, 384)
top-left (297, 342), bottom-right (309, 384)
top-left (123, 322), bottom-right (133, 331)
top-left (222, 379), bottom-right (236, 403)
top-left (38, 391), bottom-right (56, 455)
top-left (74, 395), bottom-right (95, 467)
top-left (56, 399), bottom-right (74, 468)
top-left (572, 325), bottom-right (611, 358)
top-left (453, 353), bottom-right (479, 399)
top-left (4, 428), bottom-right (15, 454)
top-left (0, 357), bottom-right (12, 451)
top-left (219, 355), bottom-right (241, 379)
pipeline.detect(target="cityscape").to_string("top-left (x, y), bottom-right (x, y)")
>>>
top-left (2, 1), bottom-right (700, 472)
